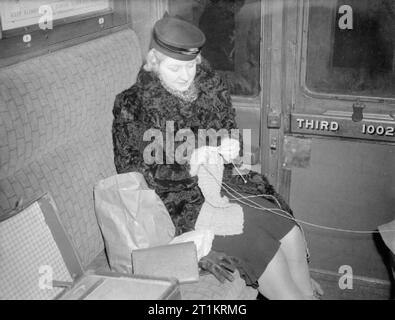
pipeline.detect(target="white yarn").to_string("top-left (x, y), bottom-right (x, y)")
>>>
top-left (189, 141), bottom-right (244, 236)
top-left (170, 229), bottom-right (214, 260)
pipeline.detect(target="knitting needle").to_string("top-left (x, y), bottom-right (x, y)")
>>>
top-left (231, 161), bottom-right (247, 184)
top-left (218, 149), bottom-right (248, 184)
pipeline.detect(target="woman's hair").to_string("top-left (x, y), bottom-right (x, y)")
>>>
top-left (143, 48), bottom-right (202, 73)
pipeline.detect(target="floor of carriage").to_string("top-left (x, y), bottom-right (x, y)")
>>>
top-left (309, 269), bottom-right (393, 300)
top-left (256, 269), bottom-right (393, 300)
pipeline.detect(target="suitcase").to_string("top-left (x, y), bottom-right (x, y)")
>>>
top-left (58, 270), bottom-right (181, 300)
top-left (132, 242), bottom-right (200, 284)
top-left (0, 193), bottom-right (181, 300)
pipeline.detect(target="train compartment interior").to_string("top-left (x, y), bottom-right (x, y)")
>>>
top-left (0, 0), bottom-right (394, 300)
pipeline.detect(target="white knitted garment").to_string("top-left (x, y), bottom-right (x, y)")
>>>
top-left (191, 147), bottom-right (244, 236)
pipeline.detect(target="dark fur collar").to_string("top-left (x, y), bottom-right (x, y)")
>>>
top-left (127, 59), bottom-right (232, 131)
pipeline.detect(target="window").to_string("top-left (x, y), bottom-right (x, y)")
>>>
top-left (0, 0), bottom-right (128, 63)
top-left (169, 0), bottom-right (261, 97)
top-left (305, 0), bottom-right (395, 99)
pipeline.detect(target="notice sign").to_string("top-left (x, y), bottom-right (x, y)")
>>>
top-left (290, 113), bottom-right (395, 143)
top-left (0, 0), bottom-right (110, 31)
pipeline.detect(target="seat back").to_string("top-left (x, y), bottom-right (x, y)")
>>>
top-left (0, 28), bottom-right (143, 267)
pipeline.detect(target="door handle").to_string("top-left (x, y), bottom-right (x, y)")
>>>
top-left (270, 137), bottom-right (277, 150)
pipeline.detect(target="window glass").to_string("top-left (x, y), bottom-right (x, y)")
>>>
top-left (0, 0), bottom-right (111, 31)
top-left (306, 0), bottom-right (395, 99)
top-left (169, 0), bottom-right (261, 96)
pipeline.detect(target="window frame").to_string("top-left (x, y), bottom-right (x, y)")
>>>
top-left (299, 0), bottom-right (395, 105)
top-left (0, 0), bottom-right (130, 67)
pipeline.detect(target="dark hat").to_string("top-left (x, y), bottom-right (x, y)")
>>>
top-left (151, 16), bottom-right (206, 61)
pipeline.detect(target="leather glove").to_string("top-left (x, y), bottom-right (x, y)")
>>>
top-left (227, 256), bottom-right (259, 288)
top-left (198, 250), bottom-right (236, 283)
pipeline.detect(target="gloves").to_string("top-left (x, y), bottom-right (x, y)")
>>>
top-left (199, 251), bottom-right (260, 288)
top-left (198, 250), bottom-right (236, 283)
top-left (226, 256), bottom-right (259, 288)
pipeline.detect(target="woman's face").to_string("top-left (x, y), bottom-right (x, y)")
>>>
top-left (158, 56), bottom-right (197, 92)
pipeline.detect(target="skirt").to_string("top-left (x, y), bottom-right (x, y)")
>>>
top-left (211, 191), bottom-right (297, 284)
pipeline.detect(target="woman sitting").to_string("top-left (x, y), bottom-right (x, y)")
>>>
top-left (112, 15), bottom-right (321, 300)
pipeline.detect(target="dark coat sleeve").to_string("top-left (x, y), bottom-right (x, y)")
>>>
top-left (112, 88), bottom-right (148, 175)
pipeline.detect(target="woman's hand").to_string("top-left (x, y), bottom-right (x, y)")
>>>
top-left (218, 138), bottom-right (240, 162)
top-left (198, 250), bottom-right (236, 283)
top-left (189, 146), bottom-right (209, 176)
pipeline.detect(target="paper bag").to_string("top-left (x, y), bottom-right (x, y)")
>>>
top-left (94, 172), bottom-right (175, 274)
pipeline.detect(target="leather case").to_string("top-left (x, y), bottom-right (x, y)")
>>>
top-left (0, 193), bottom-right (181, 300)
top-left (131, 241), bottom-right (199, 284)
top-left (58, 270), bottom-right (181, 300)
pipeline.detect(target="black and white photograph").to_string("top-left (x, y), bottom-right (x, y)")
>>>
top-left (0, 0), bottom-right (394, 304)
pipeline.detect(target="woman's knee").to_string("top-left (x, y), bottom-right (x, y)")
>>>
top-left (280, 225), bottom-right (304, 244)
top-left (279, 225), bottom-right (309, 262)
top-left (258, 248), bottom-right (303, 299)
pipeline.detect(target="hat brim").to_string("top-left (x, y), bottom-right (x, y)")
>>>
top-left (151, 38), bottom-right (200, 61)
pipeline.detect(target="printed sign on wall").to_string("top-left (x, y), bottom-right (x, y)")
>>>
top-left (0, 0), bottom-right (110, 31)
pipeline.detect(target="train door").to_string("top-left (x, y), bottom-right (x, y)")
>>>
top-left (270, 0), bottom-right (395, 282)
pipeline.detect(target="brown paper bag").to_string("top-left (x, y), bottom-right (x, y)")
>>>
top-left (94, 172), bottom-right (175, 274)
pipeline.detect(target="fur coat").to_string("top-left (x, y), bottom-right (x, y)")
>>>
top-left (112, 60), bottom-right (292, 235)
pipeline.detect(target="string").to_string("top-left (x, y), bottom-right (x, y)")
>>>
top-left (202, 163), bottom-right (395, 235)
top-left (228, 193), bottom-right (283, 210)
top-left (200, 162), bottom-right (310, 258)
top-left (220, 179), bottom-right (312, 258)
